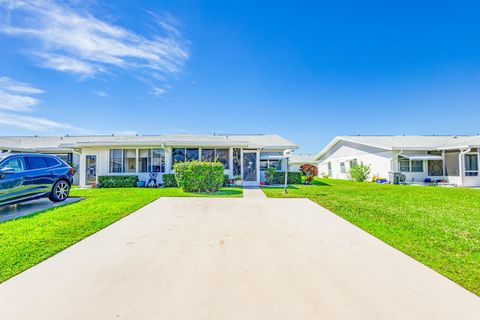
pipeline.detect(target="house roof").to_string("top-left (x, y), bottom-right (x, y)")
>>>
top-left (315, 135), bottom-right (480, 160)
top-left (288, 154), bottom-right (317, 164)
top-left (0, 134), bottom-right (298, 151)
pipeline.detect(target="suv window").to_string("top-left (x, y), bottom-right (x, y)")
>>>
top-left (0, 157), bottom-right (26, 173)
top-left (26, 156), bottom-right (48, 170)
top-left (45, 157), bottom-right (60, 167)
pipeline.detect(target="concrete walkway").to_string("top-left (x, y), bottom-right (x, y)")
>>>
top-left (0, 196), bottom-right (479, 319)
top-left (242, 186), bottom-right (267, 199)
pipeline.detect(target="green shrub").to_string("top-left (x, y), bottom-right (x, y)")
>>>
top-left (174, 161), bottom-right (225, 192)
top-left (273, 172), bottom-right (302, 184)
top-left (98, 175), bottom-right (138, 188)
top-left (349, 163), bottom-right (371, 182)
top-left (162, 173), bottom-right (178, 187)
top-left (265, 167), bottom-right (276, 185)
top-left (223, 174), bottom-right (231, 187)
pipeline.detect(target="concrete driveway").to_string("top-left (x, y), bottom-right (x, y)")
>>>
top-left (0, 197), bottom-right (82, 223)
top-left (0, 196), bottom-right (479, 319)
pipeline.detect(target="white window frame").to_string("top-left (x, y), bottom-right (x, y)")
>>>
top-left (464, 153), bottom-right (479, 177)
top-left (109, 148), bottom-right (166, 174)
top-left (398, 156), bottom-right (423, 173)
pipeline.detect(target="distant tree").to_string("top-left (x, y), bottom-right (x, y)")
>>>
top-left (300, 164), bottom-right (318, 184)
top-left (349, 163), bottom-right (371, 182)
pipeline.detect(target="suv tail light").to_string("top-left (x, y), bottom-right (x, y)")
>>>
top-left (69, 166), bottom-right (75, 175)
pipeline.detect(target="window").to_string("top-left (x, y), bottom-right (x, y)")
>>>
top-left (45, 157), bottom-right (60, 167)
top-left (215, 149), bottom-right (229, 169)
top-left (327, 162), bottom-right (332, 177)
top-left (201, 149), bottom-right (214, 162)
top-left (152, 149), bottom-right (165, 173)
top-left (0, 157), bottom-right (25, 173)
top-left (233, 148), bottom-right (241, 176)
top-left (186, 148), bottom-right (199, 162)
top-left (138, 149), bottom-right (151, 173)
top-left (123, 149), bottom-right (136, 173)
top-left (349, 159), bottom-right (358, 169)
top-left (110, 148), bottom-right (166, 173)
top-left (399, 157), bottom-right (411, 172)
top-left (110, 149), bottom-right (123, 173)
top-left (260, 159), bottom-right (281, 171)
top-left (340, 162), bottom-right (346, 173)
top-left (465, 154), bottom-right (478, 176)
top-left (399, 156), bottom-right (423, 173)
top-left (411, 160), bottom-right (423, 172)
top-left (26, 156), bottom-right (47, 170)
top-left (172, 148), bottom-right (185, 163)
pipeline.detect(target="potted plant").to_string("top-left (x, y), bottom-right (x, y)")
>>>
top-left (234, 175), bottom-right (243, 186)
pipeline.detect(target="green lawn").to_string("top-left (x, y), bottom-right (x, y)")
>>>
top-left (262, 179), bottom-right (480, 296)
top-left (0, 187), bottom-right (242, 283)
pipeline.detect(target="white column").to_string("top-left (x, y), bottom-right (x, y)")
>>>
top-left (442, 150), bottom-right (446, 176)
top-left (78, 151), bottom-right (86, 188)
top-left (228, 147), bottom-right (234, 178)
top-left (164, 147), bottom-right (172, 173)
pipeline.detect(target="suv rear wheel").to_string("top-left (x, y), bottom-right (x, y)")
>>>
top-left (49, 180), bottom-right (70, 202)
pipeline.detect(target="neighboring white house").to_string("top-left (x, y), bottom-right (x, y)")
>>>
top-left (0, 134), bottom-right (298, 187)
top-left (288, 154), bottom-right (318, 172)
top-left (315, 135), bottom-right (480, 187)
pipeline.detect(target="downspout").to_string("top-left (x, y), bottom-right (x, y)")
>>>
top-left (459, 147), bottom-right (471, 186)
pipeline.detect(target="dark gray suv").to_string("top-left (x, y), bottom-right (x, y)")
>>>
top-left (0, 153), bottom-right (74, 206)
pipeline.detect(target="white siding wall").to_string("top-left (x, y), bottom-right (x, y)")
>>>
top-left (318, 141), bottom-right (393, 180)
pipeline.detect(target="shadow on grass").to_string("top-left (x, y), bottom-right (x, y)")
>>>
top-left (261, 185), bottom-right (300, 190)
top-left (311, 180), bottom-right (331, 186)
top-left (193, 189), bottom-right (243, 196)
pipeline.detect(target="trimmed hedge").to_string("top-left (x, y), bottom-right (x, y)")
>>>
top-left (98, 175), bottom-right (138, 188)
top-left (273, 172), bottom-right (302, 184)
top-left (162, 174), bottom-right (178, 187)
top-left (174, 161), bottom-right (225, 192)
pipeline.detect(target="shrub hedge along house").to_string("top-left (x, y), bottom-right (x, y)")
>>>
top-left (0, 134), bottom-right (298, 187)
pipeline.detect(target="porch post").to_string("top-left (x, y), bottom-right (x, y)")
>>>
top-left (442, 150), bottom-right (446, 176)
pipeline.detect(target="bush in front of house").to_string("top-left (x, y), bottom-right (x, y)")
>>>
top-left (273, 171), bottom-right (302, 184)
top-left (162, 173), bottom-right (178, 187)
top-left (265, 167), bottom-right (276, 185)
top-left (299, 164), bottom-right (319, 184)
top-left (98, 175), bottom-right (138, 188)
top-left (349, 163), bottom-right (371, 182)
top-left (174, 161), bottom-right (225, 192)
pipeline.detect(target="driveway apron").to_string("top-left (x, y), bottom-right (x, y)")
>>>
top-left (0, 195), bottom-right (479, 319)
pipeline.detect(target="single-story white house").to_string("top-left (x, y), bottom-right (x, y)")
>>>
top-left (287, 154), bottom-right (318, 172)
top-left (315, 135), bottom-right (480, 187)
top-left (0, 134), bottom-right (298, 187)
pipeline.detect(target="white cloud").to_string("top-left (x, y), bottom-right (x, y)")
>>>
top-left (0, 112), bottom-right (75, 131)
top-left (0, 75), bottom-right (80, 131)
top-left (0, 76), bottom-right (44, 94)
top-left (0, 76), bottom-right (43, 112)
top-left (149, 86), bottom-right (166, 97)
top-left (92, 89), bottom-right (108, 97)
top-left (0, 0), bottom-right (190, 90)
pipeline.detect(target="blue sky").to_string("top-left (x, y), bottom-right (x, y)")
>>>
top-left (0, 0), bottom-right (479, 153)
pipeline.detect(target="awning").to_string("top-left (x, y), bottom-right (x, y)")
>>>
top-left (402, 154), bottom-right (443, 161)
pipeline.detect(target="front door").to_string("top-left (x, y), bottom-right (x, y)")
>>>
top-left (85, 155), bottom-right (97, 186)
top-left (242, 151), bottom-right (258, 186)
